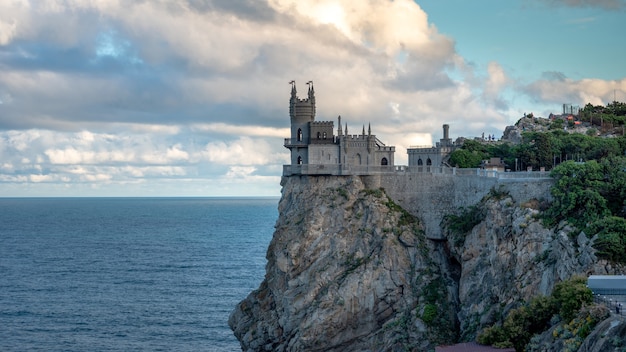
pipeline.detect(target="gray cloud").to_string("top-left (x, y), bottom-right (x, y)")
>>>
top-left (0, 0), bottom-right (621, 195)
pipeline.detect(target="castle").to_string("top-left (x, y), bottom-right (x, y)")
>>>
top-left (282, 81), bottom-right (553, 239)
top-left (283, 81), bottom-right (457, 176)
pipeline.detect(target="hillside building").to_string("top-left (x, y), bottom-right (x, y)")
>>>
top-left (406, 124), bottom-right (458, 170)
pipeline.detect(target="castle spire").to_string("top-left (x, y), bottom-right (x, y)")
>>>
top-left (289, 80), bottom-right (296, 118)
top-left (362, 125), bottom-right (365, 136)
top-left (338, 115), bottom-right (343, 136)
top-left (368, 123), bottom-right (371, 136)
top-left (345, 123), bottom-right (348, 135)
top-left (306, 80), bottom-right (315, 117)
top-left (290, 80), bottom-right (296, 98)
top-left (307, 81), bottom-right (314, 99)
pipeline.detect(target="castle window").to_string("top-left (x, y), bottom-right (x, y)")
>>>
top-left (356, 153), bottom-right (362, 165)
top-left (317, 132), bottom-right (321, 139)
top-left (323, 132), bottom-right (327, 139)
top-left (426, 158), bottom-right (432, 166)
top-left (297, 156), bottom-right (303, 164)
top-left (297, 128), bottom-right (303, 142)
top-left (381, 157), bottom-right (388, 166)
top-left (417, 159), bottom-right (423, 166)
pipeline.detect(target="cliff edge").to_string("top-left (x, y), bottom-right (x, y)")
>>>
top-left (229, 175), bottom-right (458, 351)
top-left (229, 175), bottom-right (625, 351)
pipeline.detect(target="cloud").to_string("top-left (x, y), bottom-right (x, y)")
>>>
top-left (483, 62), bottom-right (511, 110)
top-left (199, 137), bottom-right (287, 166)
top-left (0, 0), bottom-right (623, 195)
top-left (522, 75), bottom-right (626, 106)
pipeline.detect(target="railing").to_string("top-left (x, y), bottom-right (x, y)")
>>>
top-left (284, 138), bottom-right (309, 147)
top-left (594, 294), bottom-right (625, 316)
top-left (283, 164), bottom-right (554, 179)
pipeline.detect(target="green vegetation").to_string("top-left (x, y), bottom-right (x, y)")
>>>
top-left (543, 157), bottom-right (626, 263)
top-left (477, 277), bottom-right (595, 352)
top-left (422, 304), bottom-right (437, 324)
top-left (448, 101), bottom-right (626, 171)
top-left (442, 205), bottom-right (485, 246)
top-left (449, 129), bottom-right (626, 171)
top-left (579, 101), bottom-right (626, 127)
top-left (419, 276), bottom-right (458, 344)
top-left (442, 188), bottom-right (507, 246)
top-left (447, 102), bottom-right (626, 264)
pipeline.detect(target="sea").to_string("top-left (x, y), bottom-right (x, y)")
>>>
top-left (0, 197), bottom-right (278, 352)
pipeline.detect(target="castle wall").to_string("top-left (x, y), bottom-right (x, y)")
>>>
top-left (308, 144), bottom-right (340, 165)
top-left (363, 173), bottom-right (553, 239)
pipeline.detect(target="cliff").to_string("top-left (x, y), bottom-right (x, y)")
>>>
top-left (229, 175), bottom-right (625, 351)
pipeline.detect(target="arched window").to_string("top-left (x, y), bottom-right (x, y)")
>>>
top-left (426, 158), bottom-right (432, 166)
top-left (356, 153), bottom-right (362, 165)
top-left (297, 156), bottom-right (303, 164)
top-left (297, 128), bottom-right (303, 142)
top-left (317, 132), bottom-right (321, 139)
top-left (381, 157), bottom-right (388, 166)
top-left (323, 132), bottom-right (327, 139)
top-left (417, 158), bottom-right (423, 166)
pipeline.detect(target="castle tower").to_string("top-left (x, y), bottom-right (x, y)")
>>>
top-left (285, 81), bottom-right (317, 165)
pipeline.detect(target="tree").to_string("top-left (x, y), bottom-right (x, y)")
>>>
top-left (552, 276), bottom-right (593, 321)
top-left (589, 216), bottom-right (626, 262)
top-left (448, 149), bottom-right (483, 168)
top-left (546, 160), bottom-right (610, 228)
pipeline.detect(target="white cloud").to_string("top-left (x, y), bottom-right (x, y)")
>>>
top-left (225, 166), bottom-right (257, 178)
top-left (523, 76), bottom-right (626, 106)
top-left (200, 137), bottom-right (287, 166)
top-left (191, 123), bottom-right (289, 138)
top-left (0, 0), bottom-right (623, 196)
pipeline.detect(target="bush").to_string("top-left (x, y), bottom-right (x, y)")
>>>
top-left (443, 204), bottom-right (486, 246)
top-left (552, 276), bottom-right (593, 322)
top-left (422, 304), bottom-right (437, 324)
top-left (477, 277), bottom-right (593, 352)
top-left (588, 216), bottom-right (626, 263)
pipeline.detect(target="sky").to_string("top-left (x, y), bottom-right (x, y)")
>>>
top-left (0, 0), bottom-right (625, 197)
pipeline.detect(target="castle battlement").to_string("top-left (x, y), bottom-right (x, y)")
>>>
top-left (284, 81), bottom-right (394, 169)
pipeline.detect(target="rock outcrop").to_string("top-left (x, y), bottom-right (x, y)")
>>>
top-left (230, 176), bottom-right (457, 351)
top-left (230, 175), bottom-right (625, 351)
top-left (445, 194), bottom-right (625, 341)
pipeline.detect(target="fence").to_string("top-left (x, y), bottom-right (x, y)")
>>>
top-left (283, 164), bottom-right (553, 180)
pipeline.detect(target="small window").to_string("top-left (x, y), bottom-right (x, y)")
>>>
top-left (323, 132), bottom-right (327, 139)
top-left (297, 156), bottom-right (303, 164)
top-left (317, 132), bottom-right (321, 139)
top-left (426, 158), bottom-right (432, 166)
top-left (417, 159), bottom-right (423, 166)
top-left (297, 128), bottom-right (303, 142)
top-left (381, 157), bottom-right (388, 166)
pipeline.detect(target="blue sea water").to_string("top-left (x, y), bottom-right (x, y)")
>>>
top-left (0, 197), bottom-right (277, 351)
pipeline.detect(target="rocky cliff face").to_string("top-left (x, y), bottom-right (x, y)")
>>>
top-left (445, 194), bottom-right (625, 342)
top-left (229, 175), bottom-right (457, 351)
top-left (230, 175), bottom-right (625, 351)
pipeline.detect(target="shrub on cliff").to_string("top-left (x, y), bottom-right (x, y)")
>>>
top-left (544, 157), bottom-right (626, 264)
top-left (477, 277), bottom-right (594, 352)
top-left (552, 276), bottom-right (593, 322)
top-left (589, 216), bottom-right (626, 262)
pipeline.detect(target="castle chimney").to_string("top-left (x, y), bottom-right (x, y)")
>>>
top-left (443, 124), bottom-right (450, 140)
